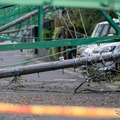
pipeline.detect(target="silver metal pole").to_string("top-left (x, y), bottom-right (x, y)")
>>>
top-left (0, 52), bottom-right (120, 78)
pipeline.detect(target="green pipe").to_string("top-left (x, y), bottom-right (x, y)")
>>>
top-left (99, 10), bottom-right (120, 35)
top-left (0, 35), bottom-right (119, 51)
top-left (0, 0), bottom-right (120, 10)
top-left (38, 6), bottom-right (43, 41)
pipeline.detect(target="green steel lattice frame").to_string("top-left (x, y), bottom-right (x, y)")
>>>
top-left (0, 35), bottom-right (119, 51)
top-left (0, 0), bottom-right (120, 10)
top-left (0, 0), bottom-right (120, 51)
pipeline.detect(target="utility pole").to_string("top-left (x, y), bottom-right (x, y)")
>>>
top-left (0, 52), bottom-right (120, 78)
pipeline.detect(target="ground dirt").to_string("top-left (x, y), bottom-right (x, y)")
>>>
top-left (0, 46), bottom-right (119, 120)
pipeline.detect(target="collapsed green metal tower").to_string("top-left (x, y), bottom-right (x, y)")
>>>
top-left (0, 0), bottom-right (120, 51)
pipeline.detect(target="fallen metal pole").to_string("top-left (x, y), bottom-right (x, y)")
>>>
top-left (0, 6), bottom-right (50, 32)
top-left (0, 52), bottom-right (120, 78)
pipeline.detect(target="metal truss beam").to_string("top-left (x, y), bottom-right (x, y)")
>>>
top-left (99, 10), bottom-right (120, 35)
top-left (0, 36), bottom-right (119, 51)
top-left (0, 0), bottom-right (120, 10)
top-left (38, 6), bottom-right (43, 41)
top-left (0, 6), bottom-right (50, 32)
top-left (115, 11), bottom-right (120, 23)
top-left (0, 5), bottom-right (13, 9)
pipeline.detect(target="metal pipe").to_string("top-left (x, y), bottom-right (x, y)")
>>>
top-left (38, 6), bottom-right (43, 41)
top-left (98, 10), bottom-right (120, 35)
top-left (0, 6), bottom-right (50, 32)
top-left (0, 28), bottom-right (29, 34)
top-left (0, 52), bottom-right (120, 78)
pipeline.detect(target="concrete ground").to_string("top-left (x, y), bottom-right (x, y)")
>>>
top-left (0, 41), bottom-right (120, 120)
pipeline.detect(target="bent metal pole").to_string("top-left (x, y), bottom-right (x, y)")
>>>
top-left (0, 52), bottom-right (120, 78)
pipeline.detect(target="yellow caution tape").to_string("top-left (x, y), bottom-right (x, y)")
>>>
top-left (0, 103), bottom-right (119, 118)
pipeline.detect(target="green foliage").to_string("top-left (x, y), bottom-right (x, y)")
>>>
top-left (61, 8), bottom-right (117, 36)
top-left (49, 27), bottom-right (62, 60)
top-left (52, 27), bottom-right (62, 38)
top-left (85, 64), bottom-right (120, 84)
top-left (43, 28), bottom-right (52, 41)
top-left (114, 74), bottom-right (120, 81)
top-left (43, 21), bottom-right (55, 41)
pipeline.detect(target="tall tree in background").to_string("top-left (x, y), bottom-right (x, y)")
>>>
top-left (60, 8), bottom-right (117, 36)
